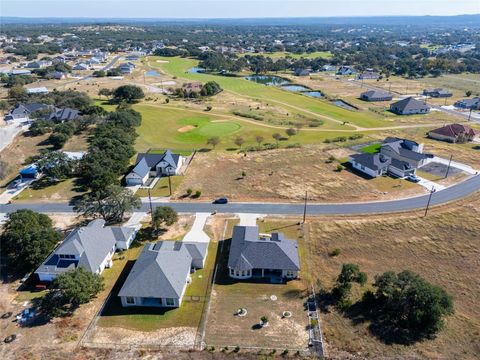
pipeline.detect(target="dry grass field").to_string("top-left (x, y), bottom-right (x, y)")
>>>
top-left (175, 146), bottom-right (425, 203)
top-left (304, 198), bottom-right (480, 359)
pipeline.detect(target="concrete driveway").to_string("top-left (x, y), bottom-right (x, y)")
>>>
top-left (432, 156), bottom-right (478, 175)
top-left (416, 177), bottom-right (445, 192)
top-left (237, 213), bottom-right (264, 226)
top-left (0, 119), bottom-right (29, 153)
top-left (182, 212), bottom-right (210, 243)
top-left (0, 179), bottom-right (35, 205)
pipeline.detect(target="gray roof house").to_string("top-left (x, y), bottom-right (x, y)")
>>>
top-left (47, 107), bottom-right (81, 122)
top-left (126, 150), bottom-right (185, 186)
top-left (454, 97), bottom-right (480, 110)
top-left (358, 70), bottom-right (380, 80)
top-left (35, 219), bottom-right (138, 282)
top-left (227, 225), bottom-right (300, 281)
top-left (4, 103), bottom-right (51, 122)
top-left (390, 97), bottom-right (430, 115)
top-left (118, 241), bottom-right (208, 308)
top-left (294, 68), bottom-right (311, 76)
top-left (349, 137), bottom-right (433, 178)
top-left (423, 88), bottom-right (453, 98)
top-left (360, 90), bottom-right (393, 102)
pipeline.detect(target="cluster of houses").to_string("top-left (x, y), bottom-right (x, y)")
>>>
top-left (4, 103), bottom-right (80, 123)
top-left (33, 217), bottom-right (300, 309)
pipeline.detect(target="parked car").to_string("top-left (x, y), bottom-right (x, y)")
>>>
top-left (213, 197), bottom-right (228, 204)
top-left (406, 175), bottom-right (421, 183)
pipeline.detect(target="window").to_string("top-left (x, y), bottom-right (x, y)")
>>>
top-left (166, 298), bottom-right (174, 306)
top-left (126, 296), bottom-right (135, 304)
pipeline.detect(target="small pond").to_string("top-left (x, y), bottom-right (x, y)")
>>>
top-left (245, 74), bottom-right (290, 86)
top-left (303, 91), bottom-right (323, 98)
top-left (281, 85), bottom-right (310, 92)
top-left (145, 70), bottom-right (159, 77)
top-left (333, 99), bottom-right (357, 111)
top-left (189, 67), bottom-right (205, 74)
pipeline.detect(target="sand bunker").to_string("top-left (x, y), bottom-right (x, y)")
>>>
top-left (178, 125), bottom-right (197, 133)
top-left (156, 60), bottom-right (169, 63)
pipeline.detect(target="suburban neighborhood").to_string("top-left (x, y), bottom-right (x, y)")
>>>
top-left (0, 4), bottom-right (480, 360)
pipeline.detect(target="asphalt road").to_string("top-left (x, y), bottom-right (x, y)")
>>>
top-left (1, 175), bottom-right (479, 216)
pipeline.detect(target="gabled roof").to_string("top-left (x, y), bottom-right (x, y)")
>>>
top-left (361, 90), bottom-right (392, 99)
top-left (133, 150), bottom-right (181, 170)
top-left (350, 153), bottom-right (391, 171)
top-left (390, 158), bottom-right (413, 171)
top-left (429, 123), bottom-right (479, 138)
top-left (36, 219), bottom-right (135, 276)
top-left (390, 97), bottom-right (430, 112)
top-left (118, 241), bottom-right (207, 299)
top-left (381, 137), bottom-right (431, 162)
top-left (129, 157), bottom-right (150, 178)
top-left (228, 226), bottom-right (300, 272)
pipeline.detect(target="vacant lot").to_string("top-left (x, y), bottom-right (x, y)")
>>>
top-left (305, 198), bottom-right (480, 359)
top-left (205, 219), bottom-right (310, 350)
top-left (175, 146), bottom-right (424, 202)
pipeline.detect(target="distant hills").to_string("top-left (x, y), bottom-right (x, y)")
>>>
top-left (1, 15), bottom-right (479, 27)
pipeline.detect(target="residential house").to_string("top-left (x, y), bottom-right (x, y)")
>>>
top-left (349, 137), bottom-right (433, 178)
top-left (73, 63), bottom-right (89, 71)
top-left (360, 90), bottom-right (393, 102)
top-left (390, 97), bottom-right (430, 115)
top-left (125, 150), bottom-right (185, 186)
top-left (358, 70), bottom-right (380, 80)
top-left (294, 68), bottom-right (311, 76)
top-left (118, 241), bottom-right (208, 308)
top-left (454, 97), bottom-right (480, 110)
top-left (336, 66), bottom-right (356, 76)
top-left (26, 60), bottom-right (52, 69)
top-left (428, 123), bottom-right (479, 143)
top-left (46, 107), bottom-right (80, 122)
top-left (227, 225), bottom-right (300, 281)
top-left (48, 71), bottom-right (67, 80)
top-left (423, 88), bottom-right (453, 98)
top-left (10, 69), bottom-right (32, 76)
top-left (35, 219), bottom-right (138, 282)
top-left (4, 103), bottom-right (51, 122)
top-left (119, 62), bottom-right (135, 74)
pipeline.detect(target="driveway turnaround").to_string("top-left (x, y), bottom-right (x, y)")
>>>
top-left (1, 175), bottom-right (480, 216)
top-left (237, 213), bottom-right (263, 226)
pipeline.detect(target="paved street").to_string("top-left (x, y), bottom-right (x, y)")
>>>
top-left (1, 174), bottom-right (479, 216)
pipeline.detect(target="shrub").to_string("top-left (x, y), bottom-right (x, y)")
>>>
top-left (234, 346), bottom-right (240, 353)
top-left (286, 143), bottom-right (302, 149)
top-left (329, 248), bottom-right (341, 257)
top-left (205, 105), bottom-right (212, 111)
top-left (241, 171), bottom-right (246, 177)
top-left (186, 188), bottom-right (193, 196)
top-left (336, 165), bottom-right (344, 172)
top-left (192, 190), bottom-right (202, 198)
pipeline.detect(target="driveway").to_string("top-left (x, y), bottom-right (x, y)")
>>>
top-left (124, 212), bottom-right (147, 229)
top-left (416, 177), bottom-right (445, 192)
top-left (237, 213), bottom-right (263, 226)
top-left (0, 120), bottom-right (29, 153)
top-left (182, 212), bottom-right (210, 243)
top-left (432, 156), bottom-right (478, 175)
top-left (0, 179), bottom-right (35, 205)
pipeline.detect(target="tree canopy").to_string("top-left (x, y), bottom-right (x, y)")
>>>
top-left (112, 85), bottom-right (145, 104)
top-left (152, 206), bottom-right (178, 230)
top-left (0, 210), bottom-right (61, 273)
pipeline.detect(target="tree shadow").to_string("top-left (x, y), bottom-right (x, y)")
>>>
top-left (197, 148), bottom-right (212, 153)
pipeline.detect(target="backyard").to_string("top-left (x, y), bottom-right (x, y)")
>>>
top-left (205, 219), bottom-right (310, 351)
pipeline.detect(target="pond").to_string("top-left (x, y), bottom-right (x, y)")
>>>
top-left (333, 99), bottom-right (357, 111)
top-left (189, 67), bottom-right (205, 74)
top-left (281, 85), bottom-right (311, 92)
top-left (145, 70), bottom-right (159, 77)
top-left (303, 91), bottom-right (323, 98)
top-left (245, 74), bottom-right (290, 86)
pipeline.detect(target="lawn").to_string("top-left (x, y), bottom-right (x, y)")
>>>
top-left (133, 103), bottom-right (361, 151)
top-left (305, 199), bottom-right (480, 359)
top-left (97, 240), bottom-right (218, 331)
top-left (204, 220), bottom-right (309, 350)
top-left (360, 143), bottom-right (381, 154)
top-left (136, 175), bottom-right (184, 198)
top-left (13, 178), bottom-right (86, 203)
top-left (146, 56), bottom-right (390, 129)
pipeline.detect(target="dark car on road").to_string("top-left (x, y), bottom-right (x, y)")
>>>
top-left (213, 197), bottom-right (228, 204)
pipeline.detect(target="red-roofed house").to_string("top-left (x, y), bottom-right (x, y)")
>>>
top-left (427, 124), bottom-right (479, 143)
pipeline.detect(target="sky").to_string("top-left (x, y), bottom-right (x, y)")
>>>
top-left (1, 0), bottom-right (479, 18)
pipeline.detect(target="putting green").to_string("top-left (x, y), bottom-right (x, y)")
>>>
top-left (197, 122), bottom-right (241, 136)
top-left (174, 116), bottom-right (242, 143)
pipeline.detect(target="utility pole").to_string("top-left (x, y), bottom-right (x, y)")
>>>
top-left (302, 191), bottom-right (308, 224)
top-left (147, 187), bottom-right (153, 214)
top-left (468, 108), bottom-right (473, 122)
top-left (168, 176), bottom-right (172, 196)
top-left (424, 186), bottom-right (435, 217)
top-left (444, 155), bottom-right (453, 179)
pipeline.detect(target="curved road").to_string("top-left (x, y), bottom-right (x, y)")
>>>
top-left (1, 174), bottom-right (479, 216)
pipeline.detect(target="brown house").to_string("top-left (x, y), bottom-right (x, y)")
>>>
top-left (428, 123), bottom-right (479, 143)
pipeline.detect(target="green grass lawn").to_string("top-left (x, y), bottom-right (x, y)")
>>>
top-left (147, 56), bottom-right (389, 129)
top-left (360, 143), bottom-right (381, 154)
top-left (136, 175), bottom-right (184, 198)
top-left (13, 178), bottom-right (86, 203)
top-left (133, 103), bottom-right (362, 151)
top-left (97, 241), bottom-right (218, 331)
